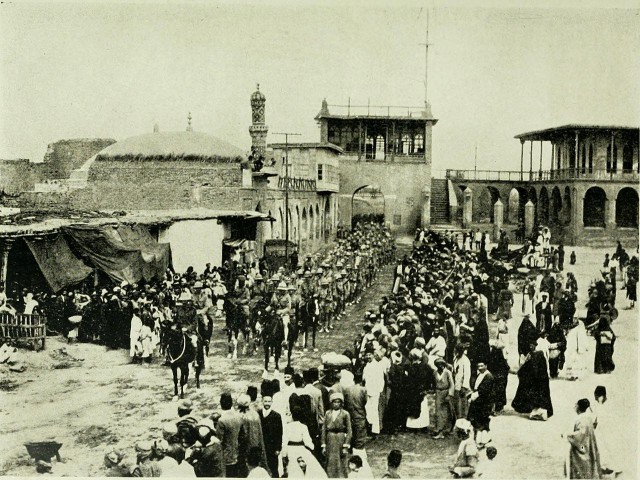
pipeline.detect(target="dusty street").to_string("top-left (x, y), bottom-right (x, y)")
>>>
top-left (0, 240), bottom-right (637, 478)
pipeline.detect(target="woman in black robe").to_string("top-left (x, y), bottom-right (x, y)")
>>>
top-left (594, 316), bottom-right (616, 374)
top-left (405, 351), bottom-right (430, 421)
top-left (547, 321), bottom-right (567, 378)
top-left (517, 314), bottom-right (538, 363)
top-left (487, 343), bottom-right (509, 412)
top-left (511, 342), bottom-right (554, 418)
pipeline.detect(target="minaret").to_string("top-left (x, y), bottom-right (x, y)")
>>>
top-left (249, 84), bottom-right (268, 155)
top-left (186, 112), bottom-right (193, 132)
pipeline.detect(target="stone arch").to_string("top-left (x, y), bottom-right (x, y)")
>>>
top-left (528, 187), bottom-right (538, 227)
top-left (324, 198), bottom-right (332, 240)
top-left (561, 186), bottom-right (572, 225)
top-left (352, 185), bottom-right (385, 226)
top-left (507, 188), bottom-right (520, 224)
top-left (476, 186), bottom-right (501, 223)
top-left (295, 205), bottom-right (302, 245)
top-left (278, 207), bottom-right (284, 239)
top-left (315, 204), bottom-right (321, 239)
top-left (616, 187), bottom-right (638, 228)
top-left (287, 207), bottom-right (293, 242)
top-left (539, 187), bottom-right (550, 226)
top-left (301, 207), bottom-right (308, 242)
top-left (550, 187), bottom-right (562, 225)
top-left (583, 186), bottom-right (607, 227)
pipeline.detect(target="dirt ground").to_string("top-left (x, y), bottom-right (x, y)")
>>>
top-left (0, 240), bottom-right (637, 478)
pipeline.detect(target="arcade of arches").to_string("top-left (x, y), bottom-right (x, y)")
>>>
top-left (267, 195), bottom-right (338, 253)
top-left (452, 182), bottom-right (638, 243)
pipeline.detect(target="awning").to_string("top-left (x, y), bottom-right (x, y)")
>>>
top-left (25, 235), bottom-right (93, 292)
top-left (63, 224), bottom-right (170, 285)
top-left (222, 239), bottom-right (248, 249)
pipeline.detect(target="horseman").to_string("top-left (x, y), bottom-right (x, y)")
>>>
top-left (192, 281), bottom-right (215, 355)
top-left (271, 281), bottom-right (293, 342)
top-left (318, 277), bottom-right (334, 333)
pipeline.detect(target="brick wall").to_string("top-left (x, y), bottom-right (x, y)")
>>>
top-left (0, 159), bottom-right (39, 194)
top-left (84, 160), bottom-right (243, 210)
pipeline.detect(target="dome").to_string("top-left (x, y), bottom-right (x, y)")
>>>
top-left (251, 84), bottom-right (266, 103)
top-left (95, 131), bottom-right (245, 161)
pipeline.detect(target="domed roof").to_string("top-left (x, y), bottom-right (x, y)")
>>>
top-left (250, 84), bottom-right (266, 102)
top-left (96, 131), bottom-right (245, 161)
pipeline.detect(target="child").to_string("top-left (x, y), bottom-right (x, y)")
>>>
top-left (570, 251), bottom-right (576, 265)
top-left (383, 450), bottom-right (402, 479)
top-left (476, 446), bottom-right (498, 477)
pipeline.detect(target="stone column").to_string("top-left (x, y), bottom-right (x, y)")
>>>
top-left (607, 196), bottom-right (617, 228)
top-left (493, 199), bottom-right (504, 240)
top-left (421, 186), bottom-right (431, 228)
top-left (524, 200), bottom-right (535, 238)
top-left (462, 188), bottom-right (473, 228)
top-left (0, 238), bottom-right (14, 288)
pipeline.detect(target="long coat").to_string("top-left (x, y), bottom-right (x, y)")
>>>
top-left (467, 371), bottom-right (495, 431)
top-left (567, 413), bottom-right (601, 479)
top-left (343, 384), bottom-right (368, 449)
top-left (321, 408), bottom-right (352, 478)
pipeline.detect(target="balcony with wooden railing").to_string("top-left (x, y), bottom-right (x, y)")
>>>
top-left (444, 168), bottom-right (639, 183)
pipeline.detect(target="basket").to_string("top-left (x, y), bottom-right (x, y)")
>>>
top-left (24, 441), bottom-right (63, 462)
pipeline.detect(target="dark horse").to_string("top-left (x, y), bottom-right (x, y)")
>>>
top-left (299, 296), bottom-right (320, 352)
top-left (165, 326), bottom-right (203, 398)
top-left (261, 309), bottom-right (285, 373)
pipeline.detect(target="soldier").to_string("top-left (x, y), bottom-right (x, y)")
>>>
top-left (317, 276), bottom-right (334, 333)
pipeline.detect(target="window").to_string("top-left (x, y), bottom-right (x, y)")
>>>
top-left (393, 214), bottom-right (402, 225)
top-left (414, 134), bottom-right (424, 153)
top-left (588, 145), bottom-right (593, 173)
top-left (317, 164), bottom-right (324, 181)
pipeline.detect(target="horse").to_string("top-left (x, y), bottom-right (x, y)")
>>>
top-left (261, 309), bottom-right (285, 374)
top-left (165, 326), bottom-right (203, 399)
top-left (224, 296), bottom-right (252, 360)
top-left (299, 296), bottom-right (320, 352)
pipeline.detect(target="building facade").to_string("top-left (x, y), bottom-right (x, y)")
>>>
top-left (443, 125), bottom-right (639, 246)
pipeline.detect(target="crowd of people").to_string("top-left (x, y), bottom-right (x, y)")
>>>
top-left (4, 219), bottom-right (637, 478)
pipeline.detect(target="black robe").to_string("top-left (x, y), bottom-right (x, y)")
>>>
top-left (518, 318), bottom-right (539, 357)
top-left (535, 302), bottom-right (552, 334)
top-left (511, 350), bottom-right (554, 417)
top-left (467, 371), bottom-right (495, 431)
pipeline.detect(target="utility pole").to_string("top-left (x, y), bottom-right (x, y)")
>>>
top-left (419, 9), bottom-right (431, 111)
top-left (272, 132), bottom-right (301, 263)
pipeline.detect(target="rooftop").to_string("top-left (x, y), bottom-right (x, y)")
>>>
top-left (268, 142), bottom-right (344, 154)
top-left (0, 208), bottom-right (271, 237)
top-left (96, 131), bottom-right (245, 161)
top-left (515, 124), bottom-right (639, 141)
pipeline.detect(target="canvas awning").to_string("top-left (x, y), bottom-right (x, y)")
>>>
top-left (62, 224), bottom-right (171, 285)
top-left (25, 234), bottom-right (94, 292)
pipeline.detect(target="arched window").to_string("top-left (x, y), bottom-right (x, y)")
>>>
top-left (588, 144), bottom-right (593, 173)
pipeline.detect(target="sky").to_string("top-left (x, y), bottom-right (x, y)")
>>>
top-left (1, 0), bottom-right (639, 173)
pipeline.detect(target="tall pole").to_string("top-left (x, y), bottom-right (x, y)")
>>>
top-left (420, 10), bottom-right (431, 110)
top-left (273, 132), bottom-right (301, 263)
